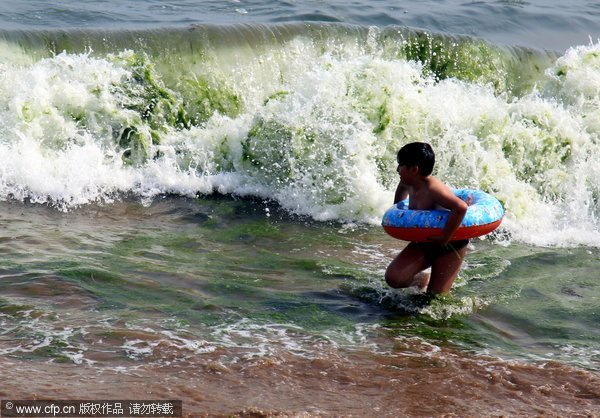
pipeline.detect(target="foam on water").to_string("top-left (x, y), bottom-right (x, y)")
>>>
top-left (0, 28), bottom-right (599, 247)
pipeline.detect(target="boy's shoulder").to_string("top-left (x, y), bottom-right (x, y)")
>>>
top-left (424, 175), bottom-right (449, 191)
top-left (423, 175), bottom-right (455, 199)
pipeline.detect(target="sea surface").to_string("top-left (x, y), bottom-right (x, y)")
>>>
top-left (0, 1), bottom-right (599, 416)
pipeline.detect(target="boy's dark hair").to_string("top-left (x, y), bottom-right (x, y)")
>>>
top-left (397, 142), bottom-right (435, 176)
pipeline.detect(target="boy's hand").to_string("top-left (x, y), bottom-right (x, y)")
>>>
top-left (394, 182), bottom-right (410, 204)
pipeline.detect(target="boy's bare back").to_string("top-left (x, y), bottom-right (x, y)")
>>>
top-left (396, 175), bottom-right (459, 210)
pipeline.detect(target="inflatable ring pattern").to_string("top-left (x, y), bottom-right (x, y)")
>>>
top-left (382, 189), bottom-right (504, 242)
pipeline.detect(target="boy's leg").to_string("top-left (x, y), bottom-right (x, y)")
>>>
top-left (426, 244), bottom-right (468, 294)
top-left (385, 243), bottom-right (431, 289)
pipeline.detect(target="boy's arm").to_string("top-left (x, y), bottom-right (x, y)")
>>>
top-left (429, 183), bottom-right (468, 245)
top-left (394, 182), bottom-right (410, 204)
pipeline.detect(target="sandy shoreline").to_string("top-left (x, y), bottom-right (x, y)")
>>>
top-left (1, 344), bottom-right (598, 417)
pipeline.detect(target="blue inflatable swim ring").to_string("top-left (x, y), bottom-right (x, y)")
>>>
top-left (382, 189), bottom-right (504, 242)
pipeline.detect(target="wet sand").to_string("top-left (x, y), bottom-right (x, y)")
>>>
top-left (1, 343), bottom-right (598, 417)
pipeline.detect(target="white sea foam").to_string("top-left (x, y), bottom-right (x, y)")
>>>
top-left (0, 38), bottom-right (598, 247)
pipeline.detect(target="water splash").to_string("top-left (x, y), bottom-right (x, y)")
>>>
top-left (0, 26), bottom-right (598, 246)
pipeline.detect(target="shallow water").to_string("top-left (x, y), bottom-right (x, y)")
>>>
top-left (1, 197), bottom-right (599, 415)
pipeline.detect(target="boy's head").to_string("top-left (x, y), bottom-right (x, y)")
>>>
top-left (397, 142), bottom-right (435, 176)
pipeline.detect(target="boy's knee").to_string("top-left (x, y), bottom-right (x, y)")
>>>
top-left (385, 267), bottom-right (408, 289)
top-left (384, 270), bottom-right (397, 288)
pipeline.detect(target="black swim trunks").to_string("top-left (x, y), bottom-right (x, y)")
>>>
top-left (408, 239), bottom-right (470, 264)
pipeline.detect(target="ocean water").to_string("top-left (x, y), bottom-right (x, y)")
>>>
top-left (0, 1), bottom-right (599, 416)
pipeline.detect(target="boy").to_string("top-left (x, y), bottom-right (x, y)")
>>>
top-left (384, 142), bottom-right (468, 294)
